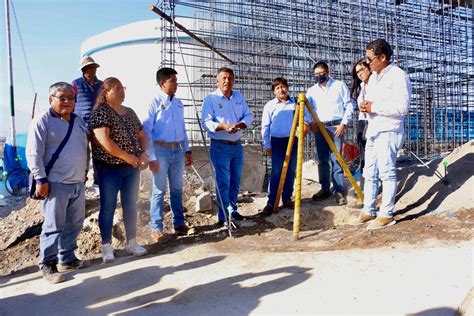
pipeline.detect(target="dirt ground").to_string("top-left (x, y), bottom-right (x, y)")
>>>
top-left (1, 141), bottom-right (473, 276)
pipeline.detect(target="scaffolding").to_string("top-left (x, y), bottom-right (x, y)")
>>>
top-left (155, 0), bottom-right (474, 159)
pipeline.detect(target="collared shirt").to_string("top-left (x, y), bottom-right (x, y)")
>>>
top-left (26, 108), bottom-right (88, 184)
top-left (261, 96), bottom-right (311, 149)
top-left (365, 64), bottom-right (411, 138)
top-left (201, 89), bottom-right (253, 142)
top-left (142, 89), bottom-right (190, 161)
top-left (306, 77), bottom-right (353, 125)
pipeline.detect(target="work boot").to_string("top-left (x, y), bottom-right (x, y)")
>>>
top-left (151, 231), bottom-right (170, 243)
top-left (335, 192), bottom-right (347, 206)
top-left (367, 216), bottom-right (396, 230)
top-left (282, 200), bottom-right (295, 209)
top-left (58, 259), bottom-right (90, 272)
top-left (260, 204), bottom-right (274, 217)
top-left (126, 239), bottom-right (148, 257)
top-left (102, 243), bottom-right (115, 263)
top-left (312, 189), bottom-right (331, 201)
top-left (41, 263), bottom-right (65, 284)
top-left (349, 213), bottom-right (376, 226)
top-left (174, 225), bottom-right (191, 236)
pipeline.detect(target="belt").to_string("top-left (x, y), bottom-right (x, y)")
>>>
top-left (153, 140), bottom-right (181, 148)
top-left (323, 119), bottom-right (342, 127)
top-left (212, 139), bottom-right (241, 145)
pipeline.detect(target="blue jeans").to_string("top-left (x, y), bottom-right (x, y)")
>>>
top-left (363, 131), bottom-right (404, 217)
top-left (267, 137), bottom-right (297, 206)
top-left (150, 144), bottom-right (185, 231)
top-left (39, 182), bottom-right (85, 268)
top-left (315, 126), bottom-right (344, 193)
top-left (96, 163), bottom-right (140, 244)
top-left (210, 140), bottom-right (244, 222)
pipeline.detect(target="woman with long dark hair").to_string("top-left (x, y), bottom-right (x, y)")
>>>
top-left (350, 59), bottom-right (372, 188)
top-left (89, 77), bottom-right (148, 263)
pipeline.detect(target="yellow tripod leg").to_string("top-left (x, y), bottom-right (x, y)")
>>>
top-left (273, 105), bottom-right (300, 213)
top-left (293, 94), bottom-right (305, 240)
top-left (302, 94), bottom-right (364, 203)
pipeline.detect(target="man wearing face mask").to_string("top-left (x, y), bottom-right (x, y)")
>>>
top-left (306, 61), bottom-right (353, 206)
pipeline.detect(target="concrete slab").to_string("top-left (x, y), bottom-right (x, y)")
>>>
top-left (0, 242), bottom-right (472, 315)
top-left (195, 191), bottom-right (212, 213)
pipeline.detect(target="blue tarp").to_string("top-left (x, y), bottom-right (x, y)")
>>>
top-left (3, 132), bottom-right (29, 192)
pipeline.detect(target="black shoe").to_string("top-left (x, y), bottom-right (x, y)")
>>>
top-left (217, 220), bottom-right (228, 228)
top-left (282, 200), bottom-right (295, 209)
top-left (41, 263), bottom-right (65, 284)
top-left (58, 259), bottom-right (90, 271)
top-left (260, 204), bottom-right (274, 217)
top-left (312, 189), bottom-right (332, 201)
top-left (230, 211), bottom-right (246, 221)
top-left (335, 192), bottom-right (347, 206)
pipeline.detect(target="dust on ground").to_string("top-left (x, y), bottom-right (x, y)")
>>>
top-left (1, 141), bottom-right (473, 276)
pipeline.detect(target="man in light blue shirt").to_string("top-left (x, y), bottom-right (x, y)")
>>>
top-left (26, 82), bottom-right (89, 284)
top-left (260, 77), bottom-right (309, 216)
top-left (201, 67), bottom-right (253, 226)
top-left (307, 61), bottom-right (353, 206)
top-left (143, 67), bottom-right (193, 242)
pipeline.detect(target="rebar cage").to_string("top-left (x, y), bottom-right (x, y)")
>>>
top-left (156, 0), bottom-right (473, 160)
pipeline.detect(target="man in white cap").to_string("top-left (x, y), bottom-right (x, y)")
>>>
top-left (72, 56), bottom-right (103, 124)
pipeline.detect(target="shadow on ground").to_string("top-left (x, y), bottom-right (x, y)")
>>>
top-left (0, 254), bottom-right (311, 316)
top-left (395, 153), bottom-right (473, 223)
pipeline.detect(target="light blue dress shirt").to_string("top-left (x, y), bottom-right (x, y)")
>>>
top-left (142, 90), bottom-right (190, 161)
top-left (201, 89), bottom-right (253, 142)
top-left (261, 96), bottom-right (312, 150)
top-left (306, 78), bottom-right (354, 125)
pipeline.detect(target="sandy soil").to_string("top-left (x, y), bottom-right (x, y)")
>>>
top-left (1, 141), bottom-right (472, 276)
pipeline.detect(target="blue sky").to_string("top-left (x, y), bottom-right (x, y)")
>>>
top-left (0, 0), bottom-right (161, 137)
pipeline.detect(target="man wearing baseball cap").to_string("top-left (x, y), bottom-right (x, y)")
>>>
top-left (72, 56), bottom-right (103, 186)
top-left (72, 56), bottom-right (102, 123)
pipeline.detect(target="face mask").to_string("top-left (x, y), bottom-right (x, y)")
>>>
top-left (315, 74), bottom-right (328, 84)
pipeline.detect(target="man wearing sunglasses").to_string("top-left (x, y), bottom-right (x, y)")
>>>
top-left (353, 39), bottom-right (412, 230)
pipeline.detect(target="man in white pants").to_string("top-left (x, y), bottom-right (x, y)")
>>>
top-left (352, 39), bottom-right (412, 230)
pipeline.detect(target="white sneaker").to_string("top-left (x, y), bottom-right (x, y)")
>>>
top-left (102, 243), bottom-right (115, 263)
top-left (126, 239), bottom-right (148, 257)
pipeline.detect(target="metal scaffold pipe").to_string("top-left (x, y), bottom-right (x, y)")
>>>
top-left (4, 0), bottom-right (17, 150)
top-left (150, 5), bottom-right (235, 64)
